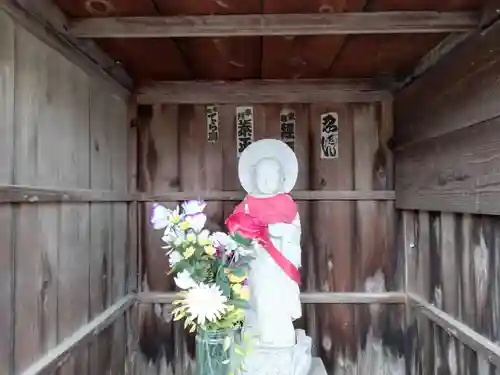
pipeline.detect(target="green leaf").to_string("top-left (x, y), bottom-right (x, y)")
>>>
top-left (231, 233), bottom-right (252, 246)
top-left (229, 267), bottom-right (246, 277)
top-left (231, 299), bottom-right (249, 309)
top-left (216, 270), bottom-right (231, 297)
top-left (223, 336), bottom-right (232, 352)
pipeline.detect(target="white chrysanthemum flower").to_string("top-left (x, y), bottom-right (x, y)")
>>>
top-left (185, 213), bottom-right (207, 232)
top-left (168, 251), bottom-right (183, 267)
top-left (183, 283), bottom-right (229, 325)
top-left (174, 270), bottom-right (198, 290)
top-left (182, 200), bottom-right (207, 215)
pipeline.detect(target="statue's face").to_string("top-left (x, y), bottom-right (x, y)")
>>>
top-left (254, 158), bottom-right (282, 195)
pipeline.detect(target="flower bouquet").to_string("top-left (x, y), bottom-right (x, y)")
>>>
top-left (150, 200), bottom-right (257, 375)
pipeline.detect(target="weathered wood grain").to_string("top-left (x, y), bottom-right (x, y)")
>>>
top-left (126, 100), bottom-right (139, 375)
top-left (69, 12), bottom-right (478, 38)
top-left (89, 79), bottom-right (116, 375)
top-left (0, 0), bottom-right (130, 96)
top-left (0, 185), bottom-right (135, 202)
top-left (13, 0), bottom-right (132, 88)
top-left (410, 294), bottom-right (500, 368)
top-left (13, 25), bottom-right (59, 375)
top-left (0, 186), bottom-right (395, 203)
top-left (137, 79), bottom-right (391, 104)
top-left (141, 190), bottom-right (395, 202)
top-left (136, 104), bottom-right (187, 375)
top-left (396, 116), bottom-right (500, 215)
top-left (54, 47), bottom-right (91, 375)
top-left (179, 104), bottom-right (224, 232)
top-left (310, 103), bottom-right (356, 372)
top-left (353, 103), bottom-right (405, 374)
top-left (19, 295), bottom-right (135, 375)
top-left (107, 88), bottom-right (129, 375)
top-left (138, 292), bottom-right (406, 304)
top-left (403, 210), bottom-right (500, 374)
top-left (0, 10), bottom-right (15, 375)
top-left (394, 16), bottom-right (500, 147)
top-left (0, 8), bottom-right (132, 375)
top-left (404, 211), bottom-right (434, 375)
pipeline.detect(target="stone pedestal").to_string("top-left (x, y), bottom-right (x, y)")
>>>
top-left (308, 358), bottom-right (327, 375)
top-left (242, 329), bottom-right (324, 375)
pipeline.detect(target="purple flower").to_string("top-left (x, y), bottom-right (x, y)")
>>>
top-left (182, 200), bottom-right (207, 216)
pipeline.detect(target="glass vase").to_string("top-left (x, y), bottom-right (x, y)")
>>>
top-left (195, 328), bottom-right (238, 375)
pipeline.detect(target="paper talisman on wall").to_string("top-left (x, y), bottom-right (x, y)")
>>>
top-left (236, 106), bottom-right (254, 157)
top-left (206, 105), bottom-right (220, 143)
top-left (280, 108), bottom-right (296, 151)
top-left (320, 112), bottom-right (339, 159)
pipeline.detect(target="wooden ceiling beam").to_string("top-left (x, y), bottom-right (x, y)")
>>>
top-left (69, 12), bottom-right (478, 38)
top-left (136, 79), bottom-right (391, 104)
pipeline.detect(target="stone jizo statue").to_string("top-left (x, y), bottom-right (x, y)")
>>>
top-left (228, 139), bottom-right (324, 375)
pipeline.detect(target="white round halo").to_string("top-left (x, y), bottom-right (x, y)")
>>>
top-left (238, 139), bottom-right (298, 195)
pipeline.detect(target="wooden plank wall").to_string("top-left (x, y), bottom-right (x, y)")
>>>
top-left (401, 211), bottom-right (500, 375)
top-left (394, 16), bottom-right (500, 216)
top-left (136, 101), bottom-right (406, 375)
top-left (395, 18), bottom-right (500, 375)
top-left (0, 10), bottom-right (132, 375)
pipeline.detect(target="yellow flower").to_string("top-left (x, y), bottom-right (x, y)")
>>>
top-left (239, 287), bottom-right (249, 301)
top-left (198, 238), bottom-right (211, 246)
top-left (186, 233), bottom-right (196, 243)
top-left (179, 221), bottom-right (191, 231)
top-left (204, 245), bottom-right (216, 256)
top-left (184, 246), bottom-right (195, 259)
top-left (170, 215), bottom-right (181, 224)
top-left (232, 284), bottom-right (250, 300)
top-left (228, 273), bottom-right (247, 284)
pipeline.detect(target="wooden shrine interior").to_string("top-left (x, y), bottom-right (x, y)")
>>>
top-left (3, 0), bottom-right (500, 374)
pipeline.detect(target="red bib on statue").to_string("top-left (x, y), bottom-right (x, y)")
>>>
top-left (225, 193), bottom-right (301, 285)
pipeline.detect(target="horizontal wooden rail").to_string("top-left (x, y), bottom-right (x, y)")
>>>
top-left (140, 190), bottom-right (396, 202)
top-left (0, 185), bottom-right (135, 203)
top-left (69, 12), bottom-right (478, 38)
top-left (408, 293), bottom-right (500, 367)
top-left (20, 295), bottom-right (135, 375)
top-left (136, 79), bottom-right (391, 104)
top-left (0, 186), bottom-right (395, 203)
top-left (138, 292), bottom-right (406, 304)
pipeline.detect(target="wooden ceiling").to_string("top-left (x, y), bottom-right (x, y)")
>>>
top-left (54, 0), bottom-right (485, 84)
